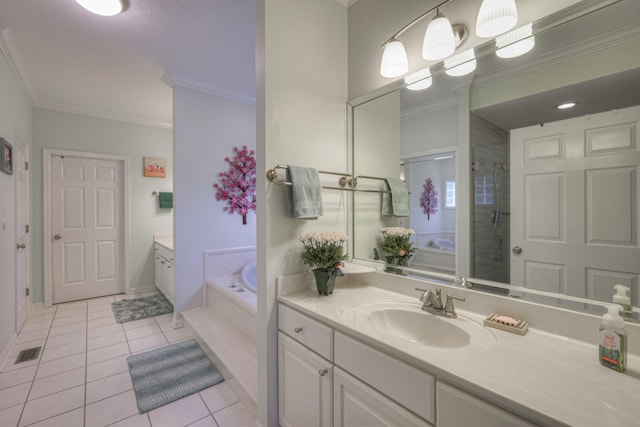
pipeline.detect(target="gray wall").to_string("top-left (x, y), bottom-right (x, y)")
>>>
top-left (32, 108), bottom-right (173, 303)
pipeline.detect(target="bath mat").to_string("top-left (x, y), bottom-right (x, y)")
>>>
top-left (111, 294), bottom-right (173, 323)
top-left (128, 339), bottom-right (224, 413)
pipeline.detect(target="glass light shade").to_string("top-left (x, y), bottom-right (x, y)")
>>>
top-left (422, 11), bottom-right (456, 61)
top-left (405, 68), bottom-right (432, 91)
top-left (496, 24), bottom-right (535, 58)
top-left (74, 0), bottom-right (127, 16)
top-left (476, 0), bottom-right (518, 38)
top-left (445, 49), bottom-right (476, 77)
top-left (380, 40), bottom-right (409, 78)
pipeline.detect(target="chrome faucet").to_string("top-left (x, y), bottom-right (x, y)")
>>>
top-left (415, 288), bottom-right (466, 318)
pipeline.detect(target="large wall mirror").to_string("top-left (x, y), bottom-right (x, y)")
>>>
top-left (349, 0), bottom-right (640, 319)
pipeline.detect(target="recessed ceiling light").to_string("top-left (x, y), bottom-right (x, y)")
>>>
top-left (74, 0), bottom-right (129, 16)
top-left (557, 102), bottom-right (577, 110)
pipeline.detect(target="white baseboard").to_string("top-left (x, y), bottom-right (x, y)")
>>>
top-left (129, 285), bottom-right (158, 294)
top-left (0, 333), bottom-right (18, 372)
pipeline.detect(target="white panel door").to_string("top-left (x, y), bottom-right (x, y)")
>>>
top-left (511, 106), bottom-right (640, 304)
top-left (14, 137), bottom-right (29, 330)
top-left (51, 155), bottom-right (124, 303)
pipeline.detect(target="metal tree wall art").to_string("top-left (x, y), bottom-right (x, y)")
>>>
top-left (213, 145), bottom-right (256, 225)
top-left (420, 177), bottom-right (438, 220)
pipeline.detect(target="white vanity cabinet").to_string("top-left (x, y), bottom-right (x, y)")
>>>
top-left (154, 243), bottom-right (174, 305)
top-left (436, 382), bottom-right (536, 427)
top-left (278, 301), bottom-right (544, 427)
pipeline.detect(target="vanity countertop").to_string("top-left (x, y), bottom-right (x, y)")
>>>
top-left (278, 283), bottom-right (640, 427)
top-left (154, 236), bottom-right (173, 251)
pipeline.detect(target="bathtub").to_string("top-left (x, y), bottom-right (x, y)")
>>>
top-left (412, 231), bottom-right (456, 273)
top-left (240, 260), bottom-right (257, 294)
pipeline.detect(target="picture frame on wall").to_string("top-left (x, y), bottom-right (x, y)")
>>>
top-left (143, 156), bottom-right (166, 178)
top-left (1, 138), bottom-right (13, 175)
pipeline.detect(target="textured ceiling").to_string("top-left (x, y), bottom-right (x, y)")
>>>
top-left (0, 0), bottom-right (256, 128)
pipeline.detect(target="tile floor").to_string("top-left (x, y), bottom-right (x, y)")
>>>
top-left (0, 292), bottom-right (257, 427)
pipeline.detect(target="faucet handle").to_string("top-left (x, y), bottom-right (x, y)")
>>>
top-left (444, 294), bottom-right (466, 318)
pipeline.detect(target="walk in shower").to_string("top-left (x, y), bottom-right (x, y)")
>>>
top-left (470, 113), bottom-right (510, 285)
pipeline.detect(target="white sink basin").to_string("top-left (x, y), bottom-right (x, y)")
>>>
top-left (359, 301), bottom-right (496, 350)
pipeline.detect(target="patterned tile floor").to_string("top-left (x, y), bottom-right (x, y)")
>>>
top-left (0, 292), bottom-right (256, 427)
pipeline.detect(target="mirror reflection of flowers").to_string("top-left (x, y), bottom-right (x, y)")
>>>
top-left (299, 232), bottom-right (349, 271)
top-left (420, 177), bottom-right (438, 220)
top-left (379, 227), bottom-right (416, 268)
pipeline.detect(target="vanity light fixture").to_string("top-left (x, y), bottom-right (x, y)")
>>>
top-left (496, 23), bottom-right (535, 58)
top-left (380, 40), bottom-right (409, 78)
top-left (476, 0), bottom-right (518, 38)
top-left (444, 48), bottom-right (476, 76)
top-left (422, 9), bottom-right (456, 61)
top-left (73, 0), bottom-right (129, 16)
top-left (557, 102), bottom-right (577, 110)
top-left (405, 68), bottom-right (433, 91)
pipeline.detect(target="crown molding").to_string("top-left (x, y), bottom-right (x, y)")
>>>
top-left (0, 27), bottom-right (38, 105)
top-left (402, 95), bottom-right (457, 120)
top-left (162, 71), bottom-right (256, 106)
top-left (36, 99), bottom-right (173, 129)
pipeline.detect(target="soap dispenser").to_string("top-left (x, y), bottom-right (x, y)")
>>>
top-left (599, 304), bottom-right (627, 372)
top-left (613, 284), bottom-right (633, 320)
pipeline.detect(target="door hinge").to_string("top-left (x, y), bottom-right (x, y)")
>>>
top-left (25, 288), bottom-right (29, 297)
top-left (25, 161), bottom-right (29, 171)
top-left (25, 224), bottom-right (29, 233)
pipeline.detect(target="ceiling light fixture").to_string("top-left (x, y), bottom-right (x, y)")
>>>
top-left (380, 40), bottom-right (409, 78)
top-left (422, 9), bottom-right (456, 61)
top-left (496, 24), bottom-right (535, 58)
top-left (476, 0), bottom-right (518, 38)
top-left (405, 68), bottom-right (433, 91)
top-left (445, 48), bottom-right (476, 76)
top-left (557, 102), bottom-right (577, 110)
top-left (379, 0), bottom-right (469, 78)
top-left (74, 0), bottom-right (129, 16)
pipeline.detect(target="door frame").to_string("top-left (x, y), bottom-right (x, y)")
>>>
top-left (43, 148), bottom-right (130, 307)
top-left (14, 134), bottom-right (29, 330)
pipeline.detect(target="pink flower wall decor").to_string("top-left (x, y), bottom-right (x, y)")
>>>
top-left (420, 177), bottom-right (438, 220)
top-left (213, 145), bottom-right (256, 225)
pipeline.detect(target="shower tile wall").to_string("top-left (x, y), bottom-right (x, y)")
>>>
top-left (471, 113), bottom-right (510, 284)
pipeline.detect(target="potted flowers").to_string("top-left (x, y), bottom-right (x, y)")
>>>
top-left (378, 227), bottom-right (416, 274)
top-left (299, 231), bottom-right (349, 295)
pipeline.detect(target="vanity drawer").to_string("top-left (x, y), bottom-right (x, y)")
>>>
top-left (279, 304), bottom-right (333, 361)
top-left (334, 331), bottom-right (435, 423)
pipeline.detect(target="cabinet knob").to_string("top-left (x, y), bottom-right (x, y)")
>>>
top-left (294, 327), bottom-right (303, 333)
top-left (318, 369), bottom-right (328, 376)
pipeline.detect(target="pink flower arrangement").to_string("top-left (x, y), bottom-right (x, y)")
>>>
top-left (213, 145), bottom-right (256, 224)
top-left (420, 177), bottom-right (438, 220)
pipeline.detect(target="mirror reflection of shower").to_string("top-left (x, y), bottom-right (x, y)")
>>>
top-left (471, 113), bottom-right (510, 285)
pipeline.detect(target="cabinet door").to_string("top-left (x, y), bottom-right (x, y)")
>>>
top-left (278, 332), bottom-right (332, 427)
top-left (437, 382), bottom-right (535, 427)
top-left (334, 367), bottom-right (432, 427)
top-left (164, 261), bottom-right (175, 305)
top-left (154, 252), bottom-right (163, 290)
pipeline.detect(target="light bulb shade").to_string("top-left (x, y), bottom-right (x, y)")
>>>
top-left (445, 48), bottom-right (476, 77)
top-left (422, 11), bottom-right (456, 61)
top-left (496, 23), bottom-right (535, 58)
top-left (380, 40), bottom-right (409, 78)
top-left (74, 0), bottom-right (129, 16)
top-left (476, 0), bottom-right (518, 38)
top-left (405, 68), bottom-right (432, 91)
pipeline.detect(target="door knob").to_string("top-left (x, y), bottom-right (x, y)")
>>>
top-left (17, 243), bottom-right (26, 249)
top-left (512, 246), bottom-right (523, 255)
top-left (54, 234), bottom-right (62, 240)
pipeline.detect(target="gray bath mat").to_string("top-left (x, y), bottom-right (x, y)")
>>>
top-left (111, 294), bottom-right (173, 323)
top-left (128, 339), bottom-right (224, 413)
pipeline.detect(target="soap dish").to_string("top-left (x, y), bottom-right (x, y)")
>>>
top-left (484, 313), bottom-right (528, 335)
